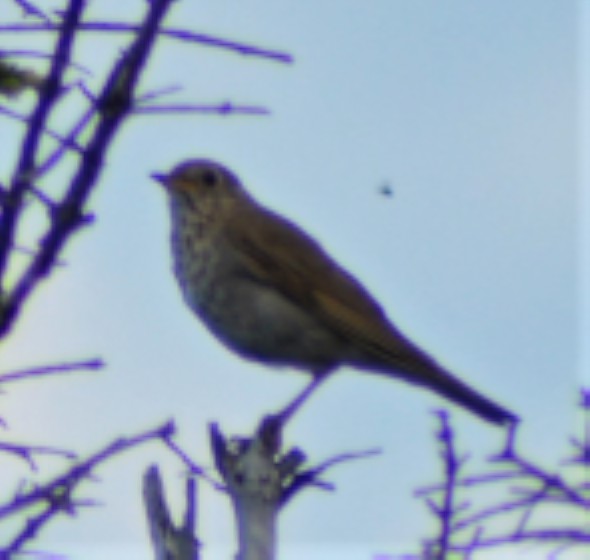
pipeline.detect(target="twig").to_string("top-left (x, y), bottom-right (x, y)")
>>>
top-left (0, 420), bottom-right (175, 556)
top-left (413, 400), bottom-right (590, 559)
top-left (280, 447), bottom-right (381, 505)
top-left (162, 433), bottom-right (225, 492)
top-left (446, 529), bottom-right (590, 550)
top-left (36, 103), bottom-right (96, 177)
top-left (143, 465), bottom-right (200, 560)
top-left (491, 448), bottom-right (587, 507)
top-left (11, 245), bottom-right (67, 267)
top-left (26, 183), bottom-right (57, 209)
top-left (0, 22), bottom-right (293, 64)
top-left (426, 410), bottom-right (469, 560)
top-left (13, 0), bottom-right (52, 23)
top-left (0, 441), bottom-right (76, 470)
top-left (0, 0), bottom-right (176, 340)
top-left (0, 358), bottom-right (104, 384)
top-left (0, 105), bottom-right (84, 150)
top-left (132, 102), bottom-right (270, 116)
top-left (135, 84), bottom-right (184, 103)
top-left (415, 469), bottom-right (524, 496)
top-left (0, 420), bottom-right (175, 519)
top-left (0, 0), bottom-right (84, 283)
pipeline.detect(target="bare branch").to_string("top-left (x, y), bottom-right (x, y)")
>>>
top-left (12, 0), bottom-right (52, 24)
top-left (210, 416), bottom-right (381, 559)
top-left (0, 441), bottom-right (76, 470)
top-left (413, 400), bottom-right (590, 558)
top-left (162, 431), bottom-right (225, 492)
top-left (0, 22), bottom-right (294, 64)
top-left (0, 0), bottom-right (176, 340)
top-left (143, 465), bottom-right (200, 560)
top-left (0, 0), bottom-right (84, 285)
top-left (0, 105), bottom-right (85, 150)
top-left (280, 446), bottom-right (381, 506)
top-left (0, 420), bottom-right (174, 557)
top-left (132, 102), bottom-right (270, 116)
top-left (9, 245), bottom-right (67, 267)
top-left (35, 104), bottom-right (96, 177)
top-left (421, 410), bottom-right (467, 560)
top-left (135, 84), bottom-right (184, 103)
top-left (0, 358), bottom-right (104, 385)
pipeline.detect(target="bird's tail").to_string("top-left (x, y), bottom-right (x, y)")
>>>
top-left (358, 344), bottom-right (518, 426)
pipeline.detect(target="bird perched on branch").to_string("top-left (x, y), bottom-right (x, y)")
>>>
top-left (152, 159), bottom-right (517, 426)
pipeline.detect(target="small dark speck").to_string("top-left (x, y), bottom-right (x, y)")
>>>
top-left (378, 183), bottom-right (394, 197)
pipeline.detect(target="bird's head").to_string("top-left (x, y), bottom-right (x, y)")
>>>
top-left (151, 159), bottom-right (247, 218)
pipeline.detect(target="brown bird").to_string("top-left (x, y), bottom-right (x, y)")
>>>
top-left (152, 159), bottom-right (517, 426)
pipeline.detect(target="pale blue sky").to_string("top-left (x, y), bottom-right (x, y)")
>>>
top-left (0, 2), bottom-right (587, 559)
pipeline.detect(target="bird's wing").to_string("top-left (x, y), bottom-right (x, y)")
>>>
top-left (226, 203), bottom-right (518, 426)
top-left (225, 203), bottom-right (415, 361)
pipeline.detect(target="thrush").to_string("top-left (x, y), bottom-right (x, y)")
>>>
top-left (152, 159), bottom-right (518, 426)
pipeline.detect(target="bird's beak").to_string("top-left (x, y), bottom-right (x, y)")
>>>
top-left (151, 172), bottom-right (169, 187)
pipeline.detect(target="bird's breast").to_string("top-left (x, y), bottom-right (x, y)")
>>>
top-left (171, 230), bottom-right (347, 370)
top-left (170, 214), bottom-right (221, 311)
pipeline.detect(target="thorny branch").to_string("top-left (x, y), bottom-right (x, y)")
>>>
top-left (12, 0), bottom-right (52, 24)
top-left (0, 420), bottom-right (175, 520)
top-left (0, 421), bottom-right (175, 558)
top-left (0, 21), bottom-right (294, 64)
top-left (0, 105), bottom-right (84, 149)
top-left (0, 0), bottom-right (175, 340)
top-left (0, 358), bottom-right (103, 384)
top-left (209, 416), bottom-right (379, 560)
top-left (133, 102), bottom-right (270, 116)
top-left (0, 441), bottom-right (76, 470)
top-left (143, 465), bottom-right (200, 560)
top-left (0, 0), bottom-right (288, 343)
top-left (0, 0), bottom-right (83, 283)
top-left (414, 390), bottom-right (590, 559)
top-left (422, 411), bottom-right (469, 560)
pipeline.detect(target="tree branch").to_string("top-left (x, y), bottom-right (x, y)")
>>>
top-left (0, 420), bottom-right (175, 557)
top-left (132, 102), bottom-right (270, 116)
top-left (0, 358), bottom-right (103, 384)
top-left (143, 465), bottom-right (200, 560)
top-left (0, 0), bottom-right (176, 340)
top-left (0, 441), bottom-right (76, 470)
top-left (0, 0), bottom-right (84, 281)
top-left (0, 22), bottom-right (293, 64)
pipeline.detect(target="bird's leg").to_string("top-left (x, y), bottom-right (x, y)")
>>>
top-left (273, 369), bottom-right (333, 425)
top-left (256, 371), bottom-right (332, 459)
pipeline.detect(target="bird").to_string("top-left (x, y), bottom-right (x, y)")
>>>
top-left (151, 159), bottom-right (518, 426)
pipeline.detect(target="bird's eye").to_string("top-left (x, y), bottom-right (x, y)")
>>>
top-left (201, 170), bottom-right (218, 187)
